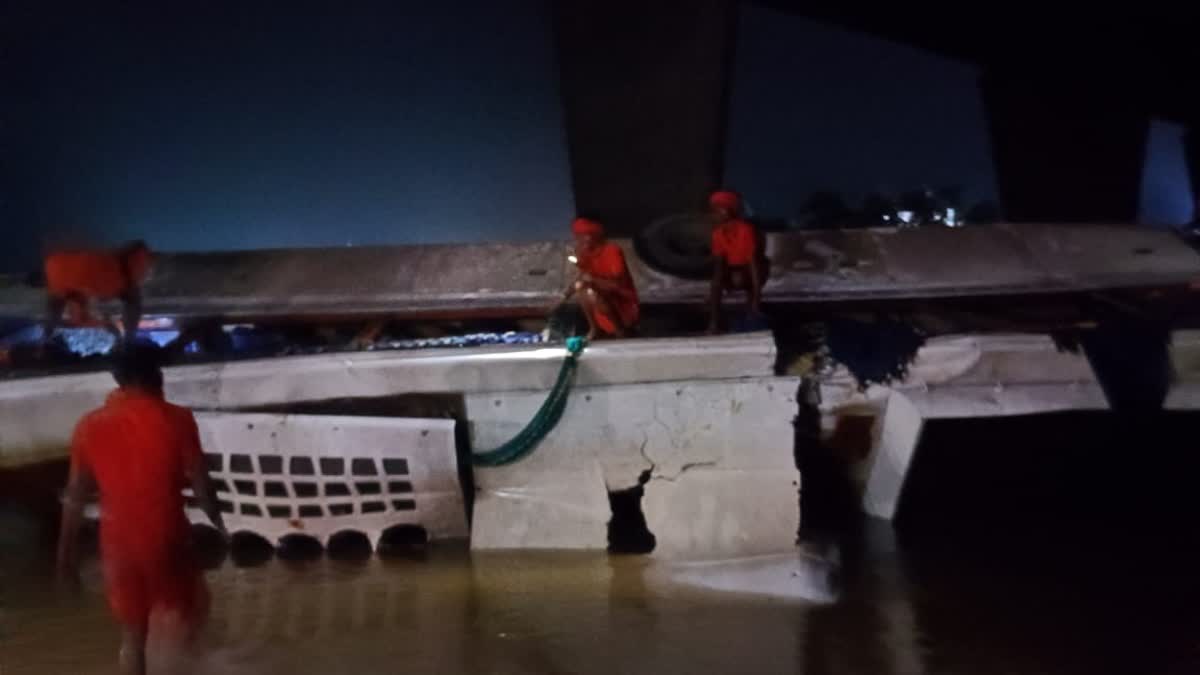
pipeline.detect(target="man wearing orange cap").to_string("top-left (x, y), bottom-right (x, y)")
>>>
top-left (43, 241), bottom-right (153, 346)
top-left (707, 190), bottom-right (766, 333)
top-left (57, 345), bottom-right (226, 674)
top-left (553, 217), bottom-right (639, 340)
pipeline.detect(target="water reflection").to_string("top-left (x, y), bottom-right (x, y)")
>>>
top-left (11, 412), bottom-right (1200, 673)
top-left (5, 529), bottom-right (934, 675)
top-left (9, 518), bottom-right (1199, 674)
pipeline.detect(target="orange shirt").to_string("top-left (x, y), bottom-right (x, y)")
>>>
top-left (45, 251), bottom-right (132, 299)
top-left (44, 246), bottom-right (149, 299)
top-left (711, 219), bottom-right (758, 267)
top-left (577, 242), bottom-right (638, 302)
top-left (576, 242), bottom-right (639, 332)
top-left (71, 388), bottom-right (204, 565)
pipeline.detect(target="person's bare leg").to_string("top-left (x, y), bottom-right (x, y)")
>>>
top-left (707, 260), bottom-right (726, 335)
top-left (120, 289), bottom-right (143, 345)
top-left (576, 287), bottom-right (600, 341)
top-left (729, 269), bottom-right (752, 319)
top-left (119, 627), bottom-right (147, 675)
top-left (147, 607), bottom-right (204, 675)
top-left (587, 290), bottom-right (626, 339)
top-left (41, 295), bottom-right (66, 356)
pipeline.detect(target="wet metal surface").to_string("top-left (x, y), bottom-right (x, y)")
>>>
top-left (2, 224), bottom-right (1196, 321)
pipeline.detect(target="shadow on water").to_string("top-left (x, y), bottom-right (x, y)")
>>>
top-left (228, 531), bottom-right (274, 567)
top-left (377, 524), bottom-right (431, 561)
top-left (892, 410), bottom-right (1200, 674)
top-left (327, 530), bottom-right (373, 562)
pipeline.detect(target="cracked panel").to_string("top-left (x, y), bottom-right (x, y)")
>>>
top-left (466, 377), bottom-right (798, 494)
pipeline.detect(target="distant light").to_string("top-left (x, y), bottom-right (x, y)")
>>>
top-left (897, 211), bottom-right (914, 224)
top-left (945, 208), bottom-right (958, 227)
top-left (146, 330), bottom-right (180, 347)
top-left (882, 215), bottom-right (891, 221)
top-left (63, 328), bottom-right (116, 357)
top-left (138, 317), bottom-right (175, 330)
top-left (567, 255), bottom-right (578, 265)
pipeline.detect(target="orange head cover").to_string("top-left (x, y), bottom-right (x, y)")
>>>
top-left (571, 217), bottom-right (605, 237)
top-left (708, 190), bottom-right (741, 213)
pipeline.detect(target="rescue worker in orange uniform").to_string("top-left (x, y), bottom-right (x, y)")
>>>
top-left (57, 345), bottom-right (226, 675)
top-left (554, 217), bottom-right (639, 340)
top-left (43, 240), bottom-right (153, 345)
top-left (706, 190), bottom-right (767, 333)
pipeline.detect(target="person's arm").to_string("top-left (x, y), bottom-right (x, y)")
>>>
top-left (56, 457), bottom-right (93, 586)
top-left (551, 274), bottom-right (579, 314)
top-left (190, 466), bottom-right (227, 537)
top-left (584, 275), bottom-right (623, 293)
top-left (748, 252), bottom-right (763, 314)
top-left (182, 415), bottom-right (227, 537)
top-left (582, 246), bottom-right (632, 295)
top-left (707, 257), bottom-right (726, 333)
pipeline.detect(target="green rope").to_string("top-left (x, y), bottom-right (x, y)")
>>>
top-left (472, 336), bottom-right (586, 467)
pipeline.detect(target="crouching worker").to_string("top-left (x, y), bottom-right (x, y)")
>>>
top-left (43, 240), bottom-right (153, 346)
top-left (553, 217), bottom-right (639, 340)
top-left (57, 344), bottom-right (226, 675)
top-left (706, 190), bottom-right (768, 334)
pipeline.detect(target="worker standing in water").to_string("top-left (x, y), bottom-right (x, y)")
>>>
top-left (42, 240), bottom-right (153, 347)
top-left (706, 190), bottom-right (767, 334)
top-left (553, 217), bottom-right (639, 340)
top-left (57, 344), bottom-right (226, 675)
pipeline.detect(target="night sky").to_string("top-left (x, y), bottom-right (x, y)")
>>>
top-left (2, 2), bottom-right (574, 272)
top-left (725, 7), bottom-right (1000, 218)
top-left (2, 2), bottom-right (1192, 274)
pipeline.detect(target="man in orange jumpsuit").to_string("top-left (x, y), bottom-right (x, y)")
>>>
top-left (707, 190), bottom-right (766, 334)
top-left (57, 345), bottom-right (226, 675)
top-left (554, 217), bottom-right (639, 340)
top-left (43, 240), bottom-right (153, 346)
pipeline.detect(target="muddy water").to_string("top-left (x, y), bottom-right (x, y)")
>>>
top-left (8, 411), bottom-right (1200, 674)
top-left (5, 521), bottom-right (1200, 675)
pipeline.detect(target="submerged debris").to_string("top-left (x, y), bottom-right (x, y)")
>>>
top-left (824, 317), bottom-right (925, 390)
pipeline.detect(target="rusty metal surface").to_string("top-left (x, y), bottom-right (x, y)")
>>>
top-left (145, 241), bottom-right (571, 317)
top-left (1, 224), bottom-right (1196, 321)
top-left (636, 223), bottom-right (1200, 304)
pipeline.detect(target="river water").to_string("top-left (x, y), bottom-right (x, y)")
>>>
top-left (4, 523), bottom-right (1199, 674)
top-left (5, 412), bottom-right (1200, 673)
